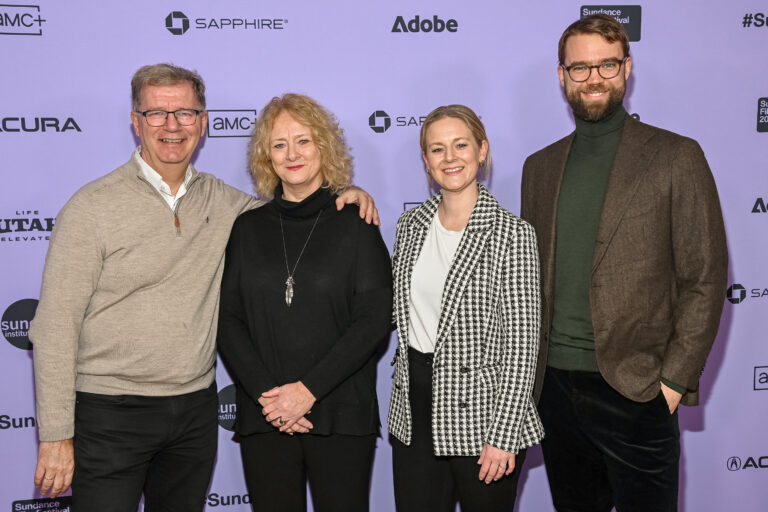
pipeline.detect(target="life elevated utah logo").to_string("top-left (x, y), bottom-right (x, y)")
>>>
top-left (0, 209), bottom-right (55, 243)
top-left (0, 4), bottom-right (46, 36)
top-left (392, 15), bottom-right (458, 33)
top-left (2, 298), bottom-right (38, 350)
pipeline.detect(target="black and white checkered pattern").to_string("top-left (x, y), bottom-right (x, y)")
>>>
top-left (388, 184), bottom-right (544, 456)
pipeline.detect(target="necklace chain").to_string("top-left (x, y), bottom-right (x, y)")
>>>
top-left (279, 209), bottom-right (323, 307)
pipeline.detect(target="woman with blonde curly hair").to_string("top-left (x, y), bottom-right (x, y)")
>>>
top-left (217, 93), bottom-right (392, 512)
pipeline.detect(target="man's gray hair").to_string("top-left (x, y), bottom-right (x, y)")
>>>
top-left (131, 63), bottom-right (206, 111)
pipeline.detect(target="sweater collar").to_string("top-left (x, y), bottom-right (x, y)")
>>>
top-left (272, 182), bottom-right (335, 219)
top-left (574, 104), bottom-right (626, 138)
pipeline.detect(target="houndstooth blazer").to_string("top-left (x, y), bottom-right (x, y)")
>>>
top-left (387, 184), bottom-right (544, 456)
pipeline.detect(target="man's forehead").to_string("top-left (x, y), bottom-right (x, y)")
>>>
top-left (138, 82), bottom-right (197, 106)
top-left (564, 33), bottom-right (623, 63)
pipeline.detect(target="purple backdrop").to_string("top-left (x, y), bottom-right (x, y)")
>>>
top-left (1, 1), bottom-right (766, 510)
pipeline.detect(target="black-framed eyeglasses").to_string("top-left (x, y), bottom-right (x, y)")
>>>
top-left (561, 57), bottom-right (628, 82)
top-left (136, 109), bottom-right (203, 127)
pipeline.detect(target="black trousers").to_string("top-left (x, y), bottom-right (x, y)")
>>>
top-left (72, 383), bottom-right (218, 512)
top-left (392, 347), bottom-right (525, 512)
top-left (538, 367), bottom-right (680, 512)
top-left (240, 430), bottom-right (376, 512)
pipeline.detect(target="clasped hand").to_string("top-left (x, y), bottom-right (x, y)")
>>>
top-left (260, 381), bottom-right (316, 434)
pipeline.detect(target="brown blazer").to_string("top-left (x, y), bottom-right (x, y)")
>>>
top-left (521, 114), bottom-right (728, 406)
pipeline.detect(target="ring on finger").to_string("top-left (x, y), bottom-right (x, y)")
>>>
top-left (278, 418), bottom-right (286, 425)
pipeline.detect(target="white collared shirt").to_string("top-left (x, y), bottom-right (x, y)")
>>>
top-left (134, 147), bottom-right (193, 211)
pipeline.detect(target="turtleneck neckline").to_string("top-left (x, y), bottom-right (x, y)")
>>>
top-left (272, 182), bottom-right (335, 219)
top-left (575, 105), bottom-right (626, 138)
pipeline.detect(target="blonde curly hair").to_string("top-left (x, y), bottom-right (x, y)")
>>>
top-left (249, 93), bottom-right (353, 199)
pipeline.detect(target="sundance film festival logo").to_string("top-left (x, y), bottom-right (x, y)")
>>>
top-left (726, 283), bottom-right (768, 304)
top-left (392, 15), bottom-right (458, 33)
top-left (0, 412), bottom-right (35, 430)
top-left (2, 298), bottom-right (38, 350)
top-left (368, 110), bottom-right (427, 133)
top-left (726, 455), bottom-right (768, 471)
top-left (207, 110), bottom-right (257, 138)
top-left (217, 384), bottom-right (237, 431)
top-left (0, 209), bottom-right (55, 243)
top-left (754, 366), bottom-right (768, 390)
top-left (12, 497), bottom-right (71, 512)
top-left (0, 4), bottom-right (46, 36)
top-left (758, 98), bottom-right (768, 133)
top-left (581, 5), bottom-right (641, 41)
top-left (165, 11), bottom-right (286, 35)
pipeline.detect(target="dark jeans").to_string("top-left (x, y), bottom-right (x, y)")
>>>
top-left (539, 367), bottom-right (680, 512)
top-left (392, 347), bottom-right (526, 512)
top-left (72, 383), bottom-right (218, 512)
top-left (240, 430), bottom-right (376, 512)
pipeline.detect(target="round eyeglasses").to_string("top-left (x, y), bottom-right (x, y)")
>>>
top-left (561, 57), bottom-right (628, 83)
top-left (136, 109), bottom-right (203, 127)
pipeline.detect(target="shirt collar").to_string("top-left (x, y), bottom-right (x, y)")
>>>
top-left (133, 146), bottom-right (193, 197)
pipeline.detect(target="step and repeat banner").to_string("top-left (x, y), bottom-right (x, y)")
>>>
top-left (1, 1), bottom-right (766, 510)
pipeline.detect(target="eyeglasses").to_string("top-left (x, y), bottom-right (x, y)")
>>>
top-left (136, 109), bottom-right (203, 127)
top-left (561, 57), bottom-right (628, 82)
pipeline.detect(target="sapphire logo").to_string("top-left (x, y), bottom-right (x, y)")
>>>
top-left (727, 457), bottom-right (742, 471)
top-left (217, 384), bottom-right (237, 431)
top-left (726, 284), bottom-right (746, 304)
top-left (165, 11), bottom-right (189, 35)
top-left (368, 111), bottom-right (391, 133)
top-left (207, 110), bottom-right (257, 138)
top-left (0, 4), bottom-right (46, 36)
top-left (2, 298), bottom-right (38, 350)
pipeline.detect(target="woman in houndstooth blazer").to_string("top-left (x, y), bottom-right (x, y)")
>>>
top-left (388, 105), bottom-right (544, 512)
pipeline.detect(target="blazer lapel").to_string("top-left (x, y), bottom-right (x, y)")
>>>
top-left (591, 116), bottom-right (656, 272)
top-left (435, 185), bottom-right (495, 348)
top-left (533, 134), bottom-right (573, 305)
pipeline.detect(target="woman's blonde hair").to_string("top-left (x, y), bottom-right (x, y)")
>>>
top-left (249, 93), bottom-right (352, 199)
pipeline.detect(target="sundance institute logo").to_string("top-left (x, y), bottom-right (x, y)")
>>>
top-left (2, 298), bottom-right (38, 350)
top-left (217, 384), bottom-right (237, 431)
top-left (165, 11), bottom-right (189, 35)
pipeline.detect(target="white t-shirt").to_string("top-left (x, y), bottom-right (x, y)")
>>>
top-left (407, 213), bottom-right (465, 354)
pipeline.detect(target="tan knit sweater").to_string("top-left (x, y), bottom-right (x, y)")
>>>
top-left (30, 153), bottom-right (262, 441)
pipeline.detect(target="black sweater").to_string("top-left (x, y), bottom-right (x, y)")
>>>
top-left (217, 185), bottom-right (393, 436)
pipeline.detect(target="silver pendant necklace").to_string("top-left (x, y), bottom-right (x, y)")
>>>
top-left (279, 209), bottom-right (323, 307)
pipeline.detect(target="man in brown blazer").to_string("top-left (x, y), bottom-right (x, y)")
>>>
top-left (520, 14), bottom-right (727, 512)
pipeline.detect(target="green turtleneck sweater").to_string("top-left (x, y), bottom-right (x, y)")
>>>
top-left (547, 106), bottom-right (626, 372)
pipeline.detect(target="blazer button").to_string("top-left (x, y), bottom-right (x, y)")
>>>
top-left (459, 401), bottom-right (468, 409)
top-left (460, 366), bottom-right (469, 374)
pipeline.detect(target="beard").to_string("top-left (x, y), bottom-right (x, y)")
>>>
top-left (566, 81), bottom-right (626, 122)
